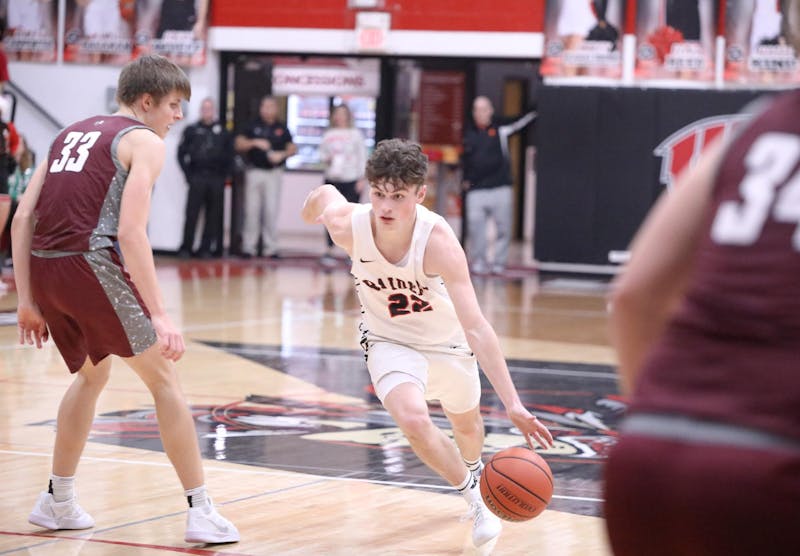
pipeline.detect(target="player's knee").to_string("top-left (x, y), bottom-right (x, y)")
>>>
top-left (78, 360), bottom-right (111, 389)
top-left (451, 412), bottom-right (483, 437)
top-left (395, 410), bottom-right (434, 441)
top-left (144, 368), bottom-right (180, 395)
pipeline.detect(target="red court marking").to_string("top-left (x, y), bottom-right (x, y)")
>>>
top-left (0, 531), bottom-right (252, 555)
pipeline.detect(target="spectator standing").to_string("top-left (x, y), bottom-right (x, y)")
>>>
top-left (0, 110), bottom-right (20, 194)
top-left (2, 134), bottom-right (33, 262)
top-left (234, 95), bottom-right (297, 259)
top-left (318, 103), bottom-right (367, 266)
top-left (177, 97), bottom-right (234, 258)
top-left (461, 96), bottom-right (535, 275)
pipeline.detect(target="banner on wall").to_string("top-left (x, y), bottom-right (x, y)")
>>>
top-left (541, 0), bottom-right (624, 79)
top-left (1, 0), bottom-right (58, 62)
top-left (725, 0), bottom-right (800, 85)
top-left (635, 0), bottom-right (717, 82)
top-left (134, 0), bottom-right (209, 67)
top-left (63, 0), bottom-right (135, 64)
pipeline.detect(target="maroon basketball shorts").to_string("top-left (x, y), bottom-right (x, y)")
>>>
top-left (30, 248), bottom-right (157, 372)
top-left (604, 430), bottom-right (800, 556)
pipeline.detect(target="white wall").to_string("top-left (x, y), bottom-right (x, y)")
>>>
top-left (8, 54), bottom-right (221, 251)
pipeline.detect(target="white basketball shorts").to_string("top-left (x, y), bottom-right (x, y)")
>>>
top-left (365, 341), bottom-right (481, 414)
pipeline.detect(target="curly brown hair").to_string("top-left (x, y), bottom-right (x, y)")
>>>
top-left (365, 138), bottom-right (428, 191)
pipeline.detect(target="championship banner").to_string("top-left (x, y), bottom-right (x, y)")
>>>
top-left (541, 0), bottom-right (624, 79)
top-left (724, 0), bottom-right (800, 85)
top-left (635, 0), bottom-right (717, 82)
top-left (1, 0), bottom-right (58, 62)
top-left (63, 0), bottom-right (135, 64)
top-left (133, 0), bottom-right (209, 67)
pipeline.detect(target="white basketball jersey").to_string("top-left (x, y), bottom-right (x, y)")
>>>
top-left (350, 203), bottom-right (469, 352)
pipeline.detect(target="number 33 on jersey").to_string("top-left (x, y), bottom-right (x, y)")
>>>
top-left (50, 131), bottom-right (102, 173)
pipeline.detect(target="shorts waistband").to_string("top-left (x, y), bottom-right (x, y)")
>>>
top-left (621, 413), bottom-right (800, 453)
top-left (31, 249), bottom-right (86, 258)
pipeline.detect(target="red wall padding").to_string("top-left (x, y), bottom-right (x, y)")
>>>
top-left (212, 0), bottom-right (545, 33)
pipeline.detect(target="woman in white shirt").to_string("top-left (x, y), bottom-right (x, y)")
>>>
top-left (318, 103), bottom-right (367, 264)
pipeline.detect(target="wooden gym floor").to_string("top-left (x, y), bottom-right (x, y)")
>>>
top-left (0, 249), bottom-right (618, 555)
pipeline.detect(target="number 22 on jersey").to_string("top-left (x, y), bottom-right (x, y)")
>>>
top-left (711, 132), bottom-right (800, 251)
top-left (49, 131), bottom-right (102, 173)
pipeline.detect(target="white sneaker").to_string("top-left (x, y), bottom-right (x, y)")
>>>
top-left (28, 492), bottom-right (95, 530)
top-left (185, 498), bottom-right (240, 544)
top-left (468, 500), bottom-right (502, 547)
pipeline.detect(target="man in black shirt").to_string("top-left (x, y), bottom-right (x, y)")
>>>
top-left (177, 97), bottom-right (234, 258)
top-left (462, 96), bottom-right (535, 275)
top-left (234, 96), bottom-right (296, 258)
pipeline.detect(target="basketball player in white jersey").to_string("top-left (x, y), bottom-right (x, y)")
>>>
top-left (301, 138), bottom-right (553, 550)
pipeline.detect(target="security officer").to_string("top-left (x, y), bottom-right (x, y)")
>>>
top-left (234, 95), bottom-right (296, 259)
top-left (177, 97), bottom-right (234, 258)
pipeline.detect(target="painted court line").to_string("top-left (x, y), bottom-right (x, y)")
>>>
top-left (0, 449), bottom-right (602, 504)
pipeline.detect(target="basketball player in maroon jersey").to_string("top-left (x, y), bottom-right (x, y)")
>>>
top-left (12, 55), bottom-right (239, 544)
top-left (604, 5), bottom-right (800, 552)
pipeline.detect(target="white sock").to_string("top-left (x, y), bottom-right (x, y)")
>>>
top-left (464, 457), bottom-right (484, 477)
top-left (49, 474), bottom-right (75, 503)
top-left (185, 485), bottom-right (208, 509)
top-left (456, 469), bottom-right (480, 504)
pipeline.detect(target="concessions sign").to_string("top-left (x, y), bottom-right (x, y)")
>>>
top-left (271, 59), bottom-right (380, 97)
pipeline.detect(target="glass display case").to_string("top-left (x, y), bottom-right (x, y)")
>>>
top-left (286, 95), bottom-right (376, 171)
top-left (285, 95), bottom-right (330, 170)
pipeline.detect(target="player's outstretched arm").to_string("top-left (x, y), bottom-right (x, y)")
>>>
top-left (301, 184), bottom-right (357, 255)
top-left (425, 223), bottom-right (553, 450)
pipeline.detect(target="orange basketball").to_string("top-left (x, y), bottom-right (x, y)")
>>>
top-left (479, 447), bottom-right (553, 521)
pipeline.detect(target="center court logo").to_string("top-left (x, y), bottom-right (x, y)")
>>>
top-left (654, 114), bottom-right (750, 189)
top-left (28, 344), bottom-right (623, 517)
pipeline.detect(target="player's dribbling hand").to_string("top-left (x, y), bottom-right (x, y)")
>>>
top-left (151, 314), bottom-right (186, 362)
top-left (508, 405), bottom-right (554, 451)
top-left (17, 303), bottom-right (50, 348)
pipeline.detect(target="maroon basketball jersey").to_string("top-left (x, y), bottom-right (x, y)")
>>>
top-left (32, 115), bottom-right (151, 252)
top-left (631, 90), bottom-right (800, 441)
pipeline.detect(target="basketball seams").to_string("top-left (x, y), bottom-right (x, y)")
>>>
top-left (489, 461), bottom-right (550, 506)
top-left (493, 454), bottom-right (555, 488)
top-left (480, 447), bottom-right (554, 522)
top-left (483, 462), bottom-right (529, 521)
